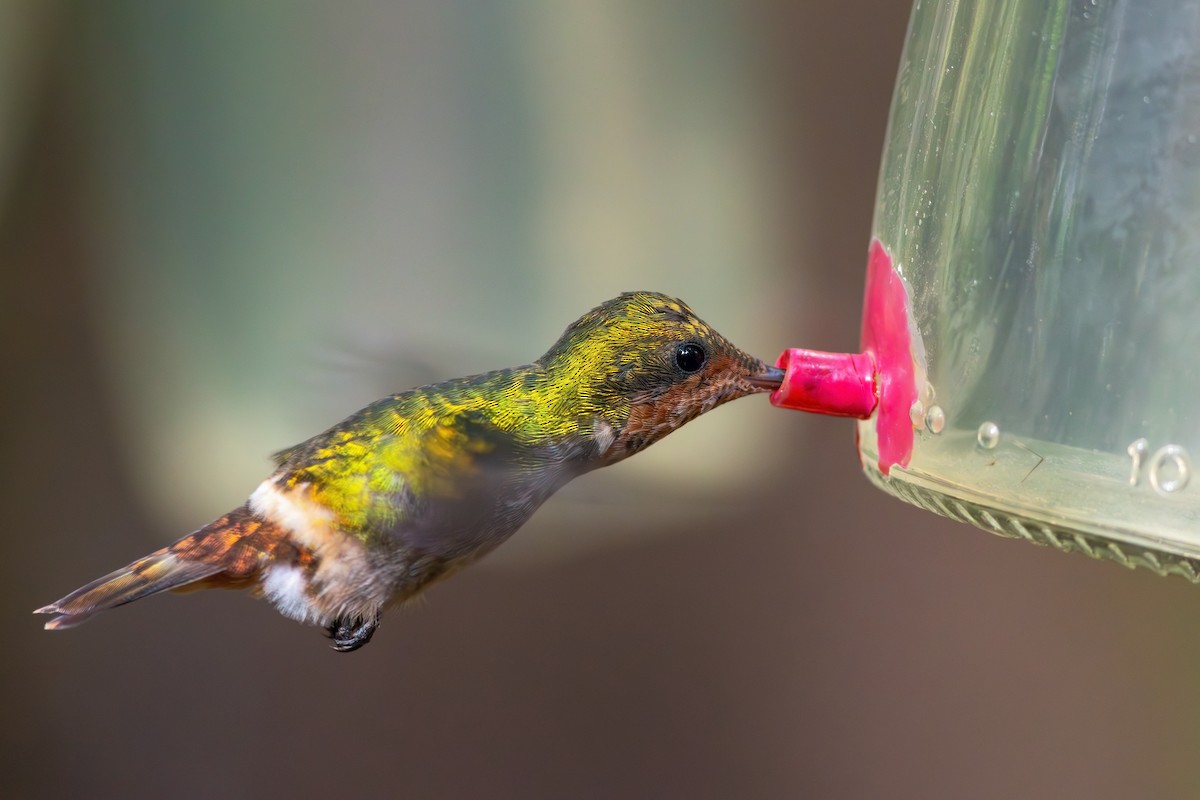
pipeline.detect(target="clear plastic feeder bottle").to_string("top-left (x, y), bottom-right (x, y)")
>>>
top-left (858, 0), bottom-right (1200, 579)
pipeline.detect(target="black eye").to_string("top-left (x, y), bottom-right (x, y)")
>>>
top-left (674, 342), bottom-right (706, 373)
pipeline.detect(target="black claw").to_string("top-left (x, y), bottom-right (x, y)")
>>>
top-left (328, 614), bottom-right (379, 653)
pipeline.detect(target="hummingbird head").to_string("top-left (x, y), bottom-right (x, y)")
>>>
top-left (539, 291), bottom-right (784, 461)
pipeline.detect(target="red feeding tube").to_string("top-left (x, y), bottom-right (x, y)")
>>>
top-left (769, 348), bottom-right (877, 419)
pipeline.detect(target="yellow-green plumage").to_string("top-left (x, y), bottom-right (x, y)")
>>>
top-left (279, 368), bottom-right (577, 537)
top-left (37, 292), bottom-right (783, 651)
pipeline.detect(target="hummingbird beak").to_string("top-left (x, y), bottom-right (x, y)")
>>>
top-left (746, 364), bottom-right (786, 391)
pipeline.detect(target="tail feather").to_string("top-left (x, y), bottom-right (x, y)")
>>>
top-left (35, 554), bottom-right (224, 630)
top-left (36, 504), bottom-right (297, 630)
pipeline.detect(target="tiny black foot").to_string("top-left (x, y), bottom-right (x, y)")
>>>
top-left (327, 613), bottom-right (379, 653)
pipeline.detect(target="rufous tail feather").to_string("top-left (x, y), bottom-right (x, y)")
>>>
top-left (35, 504), bottom-right (298, 630)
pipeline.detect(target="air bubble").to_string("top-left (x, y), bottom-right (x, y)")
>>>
top-left (977, 421), bottom-right (1000, 449)
top-left (910, 401), bottom-right (926, 430)
top-left (925, 405), bottom-right (946, 434)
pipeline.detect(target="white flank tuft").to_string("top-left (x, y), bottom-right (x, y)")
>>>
top-left (262, 564), bottom-right (319, 624)
top-left (249, 480), bottom-right (333, 550)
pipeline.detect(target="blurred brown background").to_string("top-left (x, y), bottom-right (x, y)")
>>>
top-left (5, 2), bottom-right (1200, 799)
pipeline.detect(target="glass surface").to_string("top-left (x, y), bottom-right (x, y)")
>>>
top-left (861, 0), bottom-right (1200, 577)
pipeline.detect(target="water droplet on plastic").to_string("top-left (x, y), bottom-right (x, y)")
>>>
top-left (977, 421), bottom-right (999, 449)
top-left (925, 405), bottom-right (946, 434)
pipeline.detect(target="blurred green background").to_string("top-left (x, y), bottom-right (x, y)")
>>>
top-left (5, 2), bottom-right (1200, 798)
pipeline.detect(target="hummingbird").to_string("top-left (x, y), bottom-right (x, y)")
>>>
top-left (37, 292), bottom-right (785, 651)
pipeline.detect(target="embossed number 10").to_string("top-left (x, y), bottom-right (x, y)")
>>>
top-left (1127, 438), bottom-right (1192, 495)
